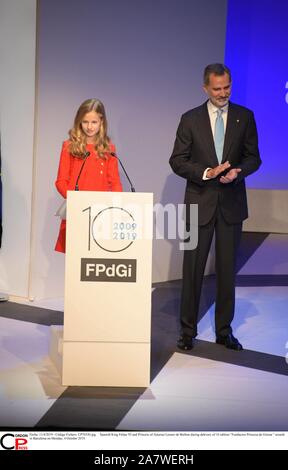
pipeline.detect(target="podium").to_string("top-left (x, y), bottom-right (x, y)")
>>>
top-left (62, 191), bottom-right (153, 387)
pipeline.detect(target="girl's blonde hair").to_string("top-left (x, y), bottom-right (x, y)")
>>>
top-left (69, 99), bottom-right (110, 159)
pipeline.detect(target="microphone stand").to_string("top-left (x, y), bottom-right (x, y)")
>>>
top-left (75, 152), bottom-right (90, 191)
top-left (110, 152), bottom-right (135, 192)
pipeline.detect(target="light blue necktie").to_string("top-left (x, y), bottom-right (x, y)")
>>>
top-left (214, 109), bottom-right (224, 163)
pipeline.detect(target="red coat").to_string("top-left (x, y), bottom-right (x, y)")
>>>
top-left (55, 140), bottom-right (122, 253)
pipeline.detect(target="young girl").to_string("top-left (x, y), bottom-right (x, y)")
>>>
top-left (55, 98), bottom-right (122, 253)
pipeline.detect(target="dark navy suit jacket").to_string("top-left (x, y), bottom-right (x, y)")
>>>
top-left (169, 101), bottom-right (262, 226)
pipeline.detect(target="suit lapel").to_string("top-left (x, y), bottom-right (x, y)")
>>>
top-left (222, 102), bottom-right (238, 162)
top-left (197, 103), bottom-right (219, 166)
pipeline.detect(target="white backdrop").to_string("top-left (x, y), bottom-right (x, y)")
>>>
top-left (0, 0), bottom-right (36, 299)
top-left (0, 0), bottom-right (227, 301)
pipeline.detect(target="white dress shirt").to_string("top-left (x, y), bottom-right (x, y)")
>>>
top-left (203, 100), bottom-right (229, 179)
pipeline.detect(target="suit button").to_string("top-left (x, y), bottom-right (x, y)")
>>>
top-left (100, 170), bottom-right (103, 174)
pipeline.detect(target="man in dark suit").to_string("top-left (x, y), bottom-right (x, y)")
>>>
top-left (169, 63), bottom-right (261, 351)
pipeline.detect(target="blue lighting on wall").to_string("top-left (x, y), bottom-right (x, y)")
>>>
top-left (225, 0), bottom-right (288, 189)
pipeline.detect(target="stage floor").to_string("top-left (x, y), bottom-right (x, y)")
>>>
top-left (1, 233), bottom-right (288, 431)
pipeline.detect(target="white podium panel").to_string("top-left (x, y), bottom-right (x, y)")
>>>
top-left (62, 191), bottom-right (153, 386)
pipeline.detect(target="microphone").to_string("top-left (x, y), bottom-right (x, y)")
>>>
top-left (110, 152), bottom-right (135, 192)
top-left (75, 152), bottom-right (90, 191)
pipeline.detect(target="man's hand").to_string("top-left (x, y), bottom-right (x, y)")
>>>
top-left (219, 168), bottom-right (241, 184)
top-left (206, 161), bottom-right (231, 179)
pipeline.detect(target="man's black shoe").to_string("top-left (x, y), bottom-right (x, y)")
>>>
top-left (177, 335), bottom-right (193, 351)
top-left (216, 333), bottom-right (243, 351)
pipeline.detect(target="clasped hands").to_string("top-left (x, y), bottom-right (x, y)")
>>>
top-left (207, 161), bottom-right (241, 183)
